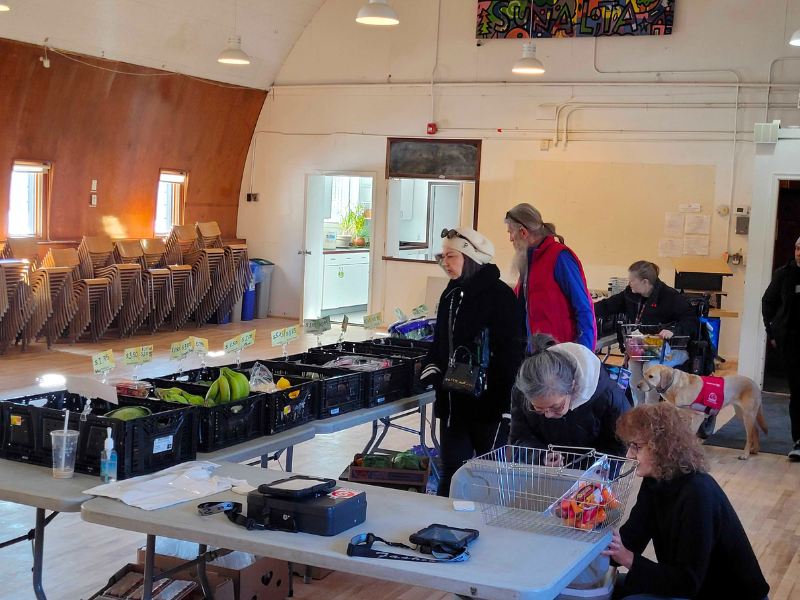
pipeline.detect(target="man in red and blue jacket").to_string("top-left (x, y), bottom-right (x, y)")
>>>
top-left (505, 204), bottom-right (596, 350)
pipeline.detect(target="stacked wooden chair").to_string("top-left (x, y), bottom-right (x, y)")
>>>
top-left (0, 259), bottom-right (34, 353)
top-left (197, 221), bottom-right (251, 323)
top-left (114, 240), bottom-right (175, 334)
top-left (78, 236), bottom-right (147, 338)
top-left (140, 238), bottom-right (194, 331)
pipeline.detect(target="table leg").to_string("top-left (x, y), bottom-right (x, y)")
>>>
top-left (142, 534), bottom-right (156, 600)
top-left (286, 446), bottom-right (294, 472)
top-left (32, 508), bottom-right (46, 600)
top-left (303, 564), bottom-right (313, 584)
top-left (196, 544), bottom-right (216, 600)
top-left (361, 420), bottom-right (379, 455)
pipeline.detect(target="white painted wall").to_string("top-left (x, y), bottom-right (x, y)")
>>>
top-left (237, 0), bottom-right (800, 360)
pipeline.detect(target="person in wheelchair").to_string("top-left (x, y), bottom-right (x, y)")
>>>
top-left (594, 261), bottom-right (698, 405)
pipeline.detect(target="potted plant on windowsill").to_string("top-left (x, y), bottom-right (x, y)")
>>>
top-left (339, 206), bottom-right (367, 247)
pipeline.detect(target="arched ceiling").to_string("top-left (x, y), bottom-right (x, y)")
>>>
top-left (0, 0), bottom-right (326, 89)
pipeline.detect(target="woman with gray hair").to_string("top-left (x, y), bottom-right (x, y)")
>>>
top-left (510, 333), bottom-right (629, 462)
top-left (505, 203), bottom-right (596, 350)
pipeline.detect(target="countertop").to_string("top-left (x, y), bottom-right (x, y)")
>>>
top-left (323, 247), bottom-right (370, 254)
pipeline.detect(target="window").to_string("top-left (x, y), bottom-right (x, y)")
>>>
top-left (155, 170), bottom-right (187, 235)
top-left (8, 161), bottom-right (50, 237)
top-left (327, 176), bottom-right (362, 222)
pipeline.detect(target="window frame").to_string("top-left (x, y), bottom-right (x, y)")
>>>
top-left (8, 159), bottom-right (52, 239)
top-left (155, 169), bottom-right (188, 235)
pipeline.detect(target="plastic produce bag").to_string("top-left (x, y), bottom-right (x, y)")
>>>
top-left (323, 355), bottom-right (392, 372)
top-left (392, 451), bottom-right (425, 471)
top-left (544, 456), bottom-right (620, 531)
top-left (249, 362), bottom-right (280, 393)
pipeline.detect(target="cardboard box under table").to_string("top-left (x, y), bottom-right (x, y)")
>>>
top-left (91, 562), bottom-right (234, 600)
top-left (347, 453), bottom-right (430, 492)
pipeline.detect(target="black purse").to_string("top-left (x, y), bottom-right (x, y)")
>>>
top-left (440, 293), bottom-right (489, 397)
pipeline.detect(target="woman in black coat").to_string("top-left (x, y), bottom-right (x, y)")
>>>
top-left (605, 403), bottom-right (769, 600)
top-left (421, 227), bottom-right (525, 497)
top-left (594, 261), bottom-right (698, 405)
top-left (510, 333), bottom-right (629, 462)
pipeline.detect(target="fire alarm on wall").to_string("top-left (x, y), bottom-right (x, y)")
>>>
top-left (427, 123), bottom-right (437, 135)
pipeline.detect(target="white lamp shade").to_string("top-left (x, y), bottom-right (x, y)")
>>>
top-left (0, 4), bottom-right (10, 11)
top-left (512, 42), bottom-right (545, 74)
top-left (218, 35), bottom-right (250, 65)
top-left (791, 28), bottom-right (800, 47)
top-left (356, 0), bottom-right (399, 25)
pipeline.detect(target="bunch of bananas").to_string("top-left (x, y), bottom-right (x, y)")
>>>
top-left (205, 368), bottom-right (251, 405)
top-left (156, 387), bottom-right (206, 406)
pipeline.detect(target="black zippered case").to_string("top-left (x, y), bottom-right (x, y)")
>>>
top-left (246, 486), bottom-right (367, 536)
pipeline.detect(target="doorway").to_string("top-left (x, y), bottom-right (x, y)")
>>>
top-left (763, 180), bottom-right (800, 393)
top-left (302, 174), bottom-right (374, 325)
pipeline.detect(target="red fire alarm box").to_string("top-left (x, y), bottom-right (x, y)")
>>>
top-left (427, 123), bottom-right (437, 135)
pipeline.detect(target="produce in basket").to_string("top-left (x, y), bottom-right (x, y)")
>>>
top-left (249, 362), bottom-right (281, 393)
top-left (276, 377), bottom-right (300, 399)
top-left (156, 388), bottom-right (206, 406)
top-left (104, 406), bottom-right (152, 420)
top-left (544, 456), bottom-right (619, 531)
top-left (391, 451), bottom-right (425, 471)
top-left (204, 368), bottom-right (250, 405)
top-left (360, 455), bottom-right (394, 469)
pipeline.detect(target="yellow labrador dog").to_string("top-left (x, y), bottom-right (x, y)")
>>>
top-left (638, 365), bottom-right (768, 460)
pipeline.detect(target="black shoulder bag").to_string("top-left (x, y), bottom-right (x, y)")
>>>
top-left (440, 292), bottom-right (490, 397)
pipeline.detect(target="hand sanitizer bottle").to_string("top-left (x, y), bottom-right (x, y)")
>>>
top-left (101, 427), bottom-right (117, 483)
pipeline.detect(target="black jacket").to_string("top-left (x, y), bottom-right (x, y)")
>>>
top-left (509, 365), bottom-right (629, 458)
top-left (423, 264), bottom-right (525, 424)
top-left (762, 258), bottom-right (800, 341)
top-left (594, 279), bottom-right (698, 338)
top-left (619, 472), bottom-right (769, 600)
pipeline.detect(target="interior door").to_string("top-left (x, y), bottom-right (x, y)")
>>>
top-left (429, 183), bottom-right (462, 254)
top-left (302, 175), bottom-right (325, 321)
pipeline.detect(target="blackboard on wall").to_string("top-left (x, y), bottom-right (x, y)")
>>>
top-left (386, 139), bottom-right (481, 180)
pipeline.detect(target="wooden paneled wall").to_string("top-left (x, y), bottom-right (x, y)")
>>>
top-left (0, 38), bottom-right (266, 241)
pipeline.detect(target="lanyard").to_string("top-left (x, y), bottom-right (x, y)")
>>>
top-left (347, 533), bottom-right (470, 563)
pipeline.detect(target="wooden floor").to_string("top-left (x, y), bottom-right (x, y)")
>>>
top-left (0, 321), bottom-right (799, 599)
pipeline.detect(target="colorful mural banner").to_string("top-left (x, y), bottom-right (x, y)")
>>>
top-left (476, 0), bottom-right (674, 39)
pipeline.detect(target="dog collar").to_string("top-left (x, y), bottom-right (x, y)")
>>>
top-left (656, 375), bottom-right (674, 394)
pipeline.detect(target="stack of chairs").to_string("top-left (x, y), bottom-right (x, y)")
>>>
top-left (114, 240), bottom-right (174, 334)
top-left (43, 248), bottom-right (113, 344)
top-left (78, 236), bottom-right (146, 338)
top-left (0, 259), bottom-right (34, 353)
top-left (141, 238), bottom-right (194, 331)
top-left (197, 221), bottom-right (251, 323)
top-left (165, 225), bottom-right (231, 327)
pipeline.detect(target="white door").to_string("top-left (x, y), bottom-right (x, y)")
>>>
top-left (302, 175), bottom-right (325, 320)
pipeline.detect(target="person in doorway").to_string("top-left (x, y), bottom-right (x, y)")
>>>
top-left (762, 237), bottom-right (800, 462)
top-left (505, 203), bottom-right (596, 350)
top-left (421, 227), bottom-right (525, 497)
top-left (595, 261), bottom-right (697, 406)
top-left (510, 333), bottom-right (629, 461)
top-left (603, 403), bottom-right (770, 600)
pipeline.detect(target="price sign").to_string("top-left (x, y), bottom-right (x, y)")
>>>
top-left (304, 316), bottom-right (332, 335)
top-left (223, 336), bottom-right (240, 354)
top-left (194, 337), bottom-right (208, 354)
top-left (92, 350), bottom-right (115, 374)
top-left (395, 308), bottom-right (407, 321)
top-left (124, 347), bottom-right (141, 366)
top-left (140, 345), bottom-right (153, 363)
top-left (180, 337), bottom-right (194, 358)
top-left (284, 324), bottom-right (300, 343)
top-left (341, 315), bottom-right (349, 333)
top-left (240, 329), bottom-right (256, 349)
top-left (363, 312), bottom-right (383, 329)
top-left (412, 304), bottom-right (429, 318)
top-left (270, 328), bottom-right (285, 347)
top-left (170, 341), bottom-right (182, 361)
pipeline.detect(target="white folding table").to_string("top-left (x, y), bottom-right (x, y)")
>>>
top-left (0, 460), bottom-right (99, 600)
top-left (81, 462), bottom-right (611, 600)
top-left (198, 424), bottom-right (317, 470)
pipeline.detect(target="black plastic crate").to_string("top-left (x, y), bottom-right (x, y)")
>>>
top-left (263, 375), bottom-right (318, 434)
top-left (0, 391), bottom-right (196, 480)
top-left (238, 358), bottom-right (365, 419)
top-left (134, 372), bottom-right (265, 454)
top-left (300, 350), bottom-right (408, 407)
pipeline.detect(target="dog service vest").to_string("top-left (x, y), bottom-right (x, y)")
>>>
top-left (690, 376), bottom-right (725, 415)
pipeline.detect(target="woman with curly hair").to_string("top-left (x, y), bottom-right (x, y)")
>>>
top-left (603, 403), bottom-right (769, 600)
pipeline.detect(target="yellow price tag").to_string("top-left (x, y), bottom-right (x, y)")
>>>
top-left (270, 328), bottom-right (285, 347)
top-left (223, 336), bottom-right (240, 354)
top-left (364, 312), bottom-right (383, 329)
top-left (194, 337), bottom-right (209, 354)
top-left (180, 337), bottom-right (194, 358)
top-left (170, 342), bottom-right (182, 360)
top-left (240, 330), bottom-right (256, 349)
top-left (124, 347), bottom-right (140, 366)
top-left (284, 325), bottom-right (300, 343)
top-left (92, 350), bottom-right (115, 374)
top-left (139, 345), bottom-right (153, 363)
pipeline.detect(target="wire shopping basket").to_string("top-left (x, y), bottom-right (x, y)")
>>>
top-left (464, 446), bottom-right (638, 541)
top-left (620, 323), bottom-right (689, 362)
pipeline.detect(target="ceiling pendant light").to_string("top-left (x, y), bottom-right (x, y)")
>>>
top-left (0, 3), bottom-right (10, 11)
top-left (218, 0), bottom-right (250, 65)
top-left (791, 29), bottom-right (800, 46)
top-left (356, 0), bottom-right (399, 26)
top-left (512, 42), bottom-right (545, 75)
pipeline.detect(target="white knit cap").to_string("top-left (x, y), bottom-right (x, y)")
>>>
top-left (441, 227), bottom-right (495, 265)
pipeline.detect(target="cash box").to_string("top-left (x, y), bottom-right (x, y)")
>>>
top-left (246, 477), bottom-right (367, 537)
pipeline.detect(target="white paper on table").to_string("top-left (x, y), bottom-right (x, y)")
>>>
top-left (684, 214), bottom-right (711, 235)
top-left (658, 238), bottom-right (684, 258)
top-left (683, 235), bottom-right (710, 256)
top-left (680, 203), bottom-right (702, 213)
top-left (664, 213), bottom-right (685, 237)
top-left (83, 461), bottom-right (250, 510)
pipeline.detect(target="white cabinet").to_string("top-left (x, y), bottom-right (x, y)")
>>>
top-left (399, 179), bottom-right (414, 221)
top-left (322, 252), bottom-right (370, 310)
